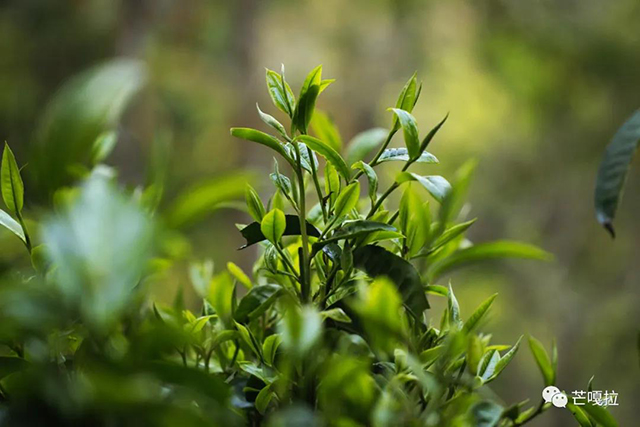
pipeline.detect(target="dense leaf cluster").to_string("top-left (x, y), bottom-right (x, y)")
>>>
top-left (0, 65), bottom-right (617, 426)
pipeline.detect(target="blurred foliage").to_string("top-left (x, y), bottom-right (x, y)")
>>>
top-left (1, 0), bottom-right (639, 425)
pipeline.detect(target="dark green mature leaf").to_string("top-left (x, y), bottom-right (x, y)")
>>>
top-left (345, 127), bottom-right (388, 166)
top-left (397, 172), bottom-right (452, 203)
top-left (378, 147), bottom-right (438, 164)
top-left (239, 215), bottom-right (321, 249)
top-left (594, 110), bottom-right (640, 237)
top-left (428, 241), bottom-right (552, 281)
top-left (353, 245), bottom-right (429, 315)
top-left (292, 65), bottom-right (322, 134)
top-left (471, 401), bottom-right (503, 427)
top-left (230, 128), bottom-right (293, 167)
top-left (528, 336), bottom-right (555, 386)
top-left (390, 109), bottom-right (420, 159)
top-left (297, 135), bottom-right (351, 180)
top-left (0, 357), bottom-right (29, 380)
top-left (0, 208), bottom-right (25, 243)
top-left (266, 68), bottom-right (295, 117)
top-left (312, 220), bottom-right (400, 253)
top-left (1, 143), bottom-right (24, 215)
top-left (582, 403), bottom-right (618, 427)
top-left (235, 284), bottom-right (283, 323)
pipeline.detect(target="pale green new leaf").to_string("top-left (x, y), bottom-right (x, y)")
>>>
top-left (428, 241), bottom-right (552, 281)
top-left (266, 68), bottom-right (295, 117)
top-left (0, 208), bottom-right (25, 243)
top-left (333, 181), bottom-right (360, 219)
top-left (1, 143), bottom-right (24, 215)
top-left (378, 147), bottom-right (438, 164)
top-left (390, 108), bottom-right (420, 160)
top-left (257, 103), bottom-right (289, 139)
top-left (261, 209), bottom-right (286, 244)
top-left (528, 336), bottom-right (555, 386)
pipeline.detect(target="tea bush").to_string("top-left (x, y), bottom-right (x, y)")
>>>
top-left (0, 65), bottom-right (618, 426)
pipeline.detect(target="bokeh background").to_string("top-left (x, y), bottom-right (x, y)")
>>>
top-left (1, 1), bottom-right (639, 425)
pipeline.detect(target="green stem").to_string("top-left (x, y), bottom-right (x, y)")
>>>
top-left (367, 182), bottom-right (399, 219)
top-left (293, 143), bottom-right (311, 303)
top-left (512, 399), bottom-right (547, 426)
top-left (307, 146), bottom-right (328, 222)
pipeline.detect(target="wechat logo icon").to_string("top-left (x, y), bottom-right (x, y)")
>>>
top-left (542, 386), bottom-right (567, 408)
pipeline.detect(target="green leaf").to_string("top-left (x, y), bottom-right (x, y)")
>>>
top-left (479, 349), bottom-right (500, 381)
top-left (528, 336), bottom-right (555, 386)
top-left (486, 336), bottom-right (523, 383)
top-left (34, 59), bottom-right (147, 195)
top-left (297, 135), bottom-right (351, 181)
top-left (208, 272), bottom-right (235, 327)
top-left (280, 305), bottom-right (322, 357)
top-left (292, 65), bottom-right (323, 134)
top-left (471, 401), bottom-right (503, 427)
top-left (311, 110), bottom-right (342, 151)
top-left (397, 172), bottom-right (452, 203)
top-left (167, 172), bottom-right (252, 228)
top-left (261, 209), bottom-right (286, 244)
top-left (255, 384), bottom-right (275, 415)
top-left (319, 79), bottom-right (335, 94)
top-left (262, 334), bottom-right (282, 367)
top-left (353, 245), bottom-right (429, 316)
top-left (257, 103), bottom-right (289, 139)
top-left (582, 403), bottom-right (618, 427)
top-left (567, 403), bottom-right (593, 427)
top-left (428, 219), bottom-right (477, 253)
top-left (345, 127), bottom-right (388, 166)
top-left (266, 68), bottom-right (295, 117)
top-left (312, 220), bottom-right (399, 253)
top-left (378, 147), bottom-right (438, 164)
top-left (284, 142), bottom-right (319, 173)
top-left (392, 73), bottom-right (418, 131)
top-left (467, 335), bottom-right (485, 376)
top-left (1, 143), bottom-right (24, 215)
top-left (594, 110), bottom-right (640, 237)
top-left (234, 284), bottom-right (282, 323)
top-left (463, 293), bottom-right (498, 333)
top-left (0, 208), bottom-right (25, 243)
top-left (324, 162), bottom-right (341, 207)
top-left (399, 185), bottom-right (429, 257)
top-left (352, 161), bottom-right (378, 204)
top-left (390, 108), bottom-right (420, 159)
top-left (447, 284), bottom-right (462, 329)
top-left (355, 277), bottom-right (406, 354)
top-left (189, 259), bottom-right (214, 297)
top-left (270, 160), bottom-right (293, 196)
top-left (245, 184), bottom-right (266, 221)
top-left (230, 128), bottom-right (293, 167)
top-left (235, 322), bottom-right (262, 358)
top-left (333, 181), bottom-right (360, 219)
top-left (320, 308), bottom-right (352, 323)
top-left (419, 113), bottom-right (449, 152)
top-left (227, 261), bottom-right (252, 289)
top-left (239, 215), bottom-right (321, 249)
top-left (428, 241), bottom-right (553, 281)
top-left (91, 131), bottom-right (118, 165)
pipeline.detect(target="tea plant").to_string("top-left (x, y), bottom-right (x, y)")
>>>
top-left (0, 65), bottom-right (617, 426)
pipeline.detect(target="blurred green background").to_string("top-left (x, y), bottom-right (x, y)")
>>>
top-left (1, 1), bottom-right (639, 425)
